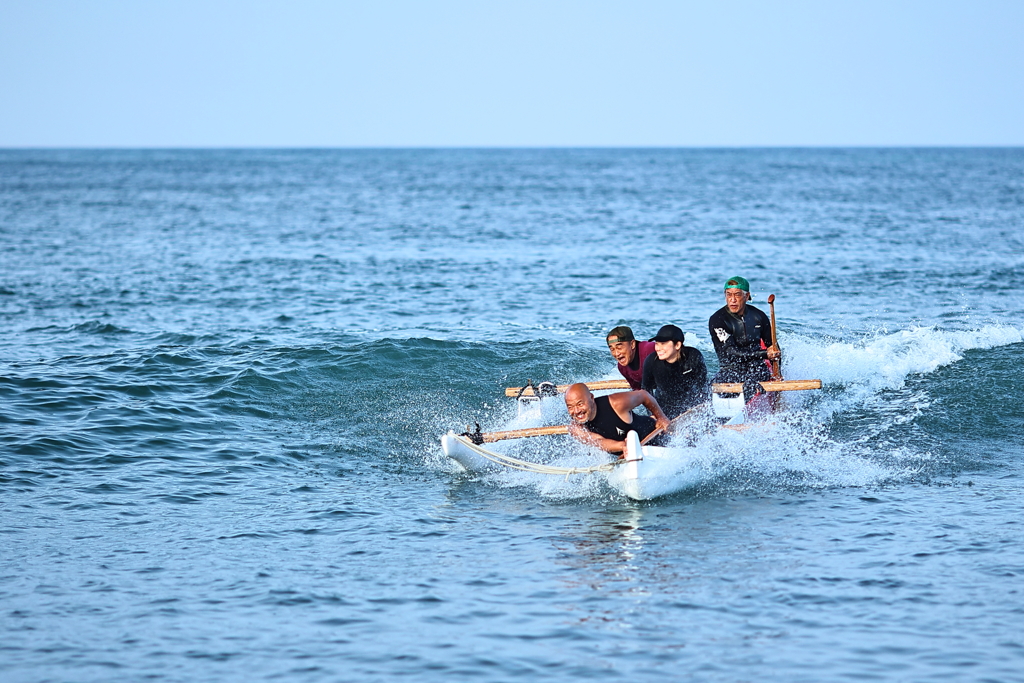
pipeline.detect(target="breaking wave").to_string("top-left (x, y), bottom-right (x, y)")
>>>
top-left (446, 325), bottom-right (1024, 500)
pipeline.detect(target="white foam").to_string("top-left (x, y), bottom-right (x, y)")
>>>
top-left (785, 324), bottom-right (1022, 396)
top-left (474, 413), bottom-right (904, 500)
top-left (690, 415), bottom-right (906, 491)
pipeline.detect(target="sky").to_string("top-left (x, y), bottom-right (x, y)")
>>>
top-left (1, 0), bottom-right (1022, 147)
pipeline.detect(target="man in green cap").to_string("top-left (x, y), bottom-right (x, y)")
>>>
top-left (708, 276), bottom-right (780, 387)
top-left (606, 325), bottom-right (655, 390)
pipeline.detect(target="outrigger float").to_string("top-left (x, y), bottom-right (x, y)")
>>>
top-left (440, 377), bottom-right (822, 500)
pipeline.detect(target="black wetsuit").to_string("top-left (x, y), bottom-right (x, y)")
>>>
top-left (708, 305), bottom-right (773, 384)
top-left (584, 395), bottom-right (656, 442)
top-left (641, 347), bottom-right (710, 418)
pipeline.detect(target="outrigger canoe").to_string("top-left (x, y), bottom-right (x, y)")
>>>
top-left (440, 378), bottom-right (821, 500)
top-left (444, 294), bottom-right (820, 499)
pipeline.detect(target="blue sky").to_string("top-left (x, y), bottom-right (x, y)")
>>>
top-left (1, 0), bottom-right (1021, 147)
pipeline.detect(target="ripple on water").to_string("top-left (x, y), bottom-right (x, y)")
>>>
top-left (2, 149), bottom-right (1024, 682)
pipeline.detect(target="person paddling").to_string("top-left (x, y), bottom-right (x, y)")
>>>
top-left (564, 383), bottom-right (670, 455)
top-left (606, 326), bottom-right (655, 390)
top-left (708, 276), bottom-right (781, 395)
top-left (641, 324), bottom-right (710, 418)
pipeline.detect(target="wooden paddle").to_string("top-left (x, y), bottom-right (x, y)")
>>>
top-left (767, 293), bottom-right (782, 381)
top-left (640, 405), bottom-right (706, 445)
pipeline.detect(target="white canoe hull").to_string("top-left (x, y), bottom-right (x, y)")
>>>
top-left (440, 432), bottom-right (508, 472)
top-left (440, 430), bottom-right (703, 501)
top-left (606, 431), bottom-right (705, 500)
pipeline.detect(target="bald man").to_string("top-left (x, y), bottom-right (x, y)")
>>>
top-left (564, 383), bottom-right (670, 455)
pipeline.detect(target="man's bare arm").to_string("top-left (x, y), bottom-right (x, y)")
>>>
top-left (610, 390), bottom-right (671, 432)
top-left (567, 423), bottom-right (625, 454)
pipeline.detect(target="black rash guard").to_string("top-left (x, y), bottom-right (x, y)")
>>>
top-left (708, 304), bottom-right (773, 383)
top-left (584, 395), bottom-right (656, 442)
top-left (641, 347), bottom-right (710, 418)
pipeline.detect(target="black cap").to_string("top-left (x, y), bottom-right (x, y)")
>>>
top-left (649, 324), bottom-right (685, 343)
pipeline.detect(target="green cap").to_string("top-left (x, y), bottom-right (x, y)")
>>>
top-left (724, 276), bottom-right (750, 292)
top-left (606, 325), bottom-right (635, 345)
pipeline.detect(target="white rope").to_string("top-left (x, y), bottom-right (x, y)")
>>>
top-left (459, 437), bottom-right (620, 476)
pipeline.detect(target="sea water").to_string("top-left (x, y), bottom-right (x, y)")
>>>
top-left (1, 148), bottom-right (1023, 681)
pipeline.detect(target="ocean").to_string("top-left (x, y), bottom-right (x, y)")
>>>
top-left (1, 148), bottom-right (1023, 681)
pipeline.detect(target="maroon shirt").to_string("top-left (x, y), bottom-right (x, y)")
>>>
top-left (616, 341), bottom-right (655, 390)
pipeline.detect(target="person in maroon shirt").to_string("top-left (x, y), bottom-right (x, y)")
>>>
top-left (606, 326), bottom-right (655, 390)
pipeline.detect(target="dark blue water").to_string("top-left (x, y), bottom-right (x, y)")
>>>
top-left (2, 148), bottom-right (1023, 682)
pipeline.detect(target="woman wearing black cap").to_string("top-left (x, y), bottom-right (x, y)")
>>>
top-left (641, 324), bottom-right (710, 418)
